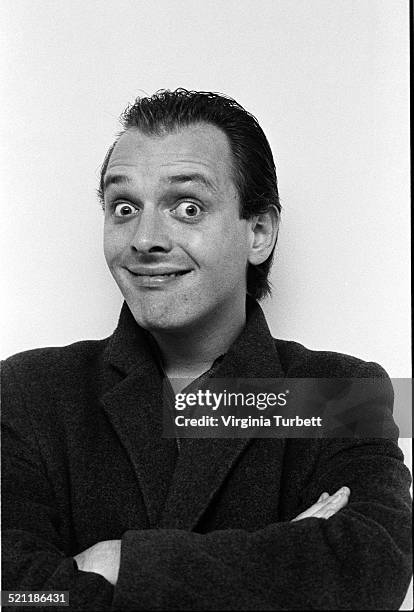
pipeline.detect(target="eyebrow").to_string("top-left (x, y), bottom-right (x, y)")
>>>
top-left (103, 174), bottom-right (133, 190)
top-left (103, 172), bottom-right (217, 193)
top-left (164, 173), bottom-right (217, 193)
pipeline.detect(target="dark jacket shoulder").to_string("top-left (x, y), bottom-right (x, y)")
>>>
top-left (2, 338), bottom-right (109, 380)
top-left (274, 338), bottom-right (389, 378)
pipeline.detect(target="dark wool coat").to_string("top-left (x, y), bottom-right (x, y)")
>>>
top-left (1, 301), bottom-right (412, 610)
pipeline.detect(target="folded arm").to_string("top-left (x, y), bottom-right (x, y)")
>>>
top-left (4, 438), bottom-right (410, 611)
top-left (73, 487), bottom-right (350, 585)
top-left (107, 437), bottom-right (411, 610)
top-left (2, 360), bottom-right (412, 610)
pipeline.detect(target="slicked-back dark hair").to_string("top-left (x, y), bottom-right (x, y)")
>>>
top-left (99, 88), bottom-right (281, 300)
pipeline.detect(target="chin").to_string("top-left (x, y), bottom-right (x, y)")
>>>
top-left (127, 299), bottom-right (199, 334)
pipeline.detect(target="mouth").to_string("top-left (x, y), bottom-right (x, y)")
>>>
top-left (127, 268), bottom-right (193, 287)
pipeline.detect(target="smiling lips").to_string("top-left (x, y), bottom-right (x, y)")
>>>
top-left (127, 266), bottom-right (193, 287)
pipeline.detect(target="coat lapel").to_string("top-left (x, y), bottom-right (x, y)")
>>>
top-left (159, 299), bottom-right (286, 530)
top-left (100, 303), bottom-right (178, 528)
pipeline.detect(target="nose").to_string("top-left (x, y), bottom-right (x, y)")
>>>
top-left (130, 207), bottom-right (173, 254)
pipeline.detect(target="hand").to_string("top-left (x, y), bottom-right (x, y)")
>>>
top-left (291, 486), bottom-right (350, 522)
top-left (74, 539), bottom-right (121, 585)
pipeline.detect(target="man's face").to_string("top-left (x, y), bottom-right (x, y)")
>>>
top-left (103, 123), bottom-right (253, 333)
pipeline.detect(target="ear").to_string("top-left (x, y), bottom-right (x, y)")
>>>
top-left (248, 206), bottom-right (280, 266)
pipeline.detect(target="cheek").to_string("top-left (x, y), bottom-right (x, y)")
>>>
top-left (103, 234), bottom-right (115, 267)
top-left (199, 221), bottom-right (250, 271)
top-left (103, 226), bottom-right (125, 267)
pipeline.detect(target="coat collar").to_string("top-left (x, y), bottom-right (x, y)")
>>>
top-left (101, 298), bottom-right (285, 530)
top-left (104, 297), bottom-right (284, 378)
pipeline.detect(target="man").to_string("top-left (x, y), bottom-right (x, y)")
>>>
top-left (1, 89), bottom-right (411, 610)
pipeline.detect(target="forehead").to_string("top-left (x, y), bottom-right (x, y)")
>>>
top-left (105, 123), bottom-right (235, 190)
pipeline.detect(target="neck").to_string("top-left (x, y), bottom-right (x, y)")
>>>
top-left (150, 302), bottom-right (246, 380)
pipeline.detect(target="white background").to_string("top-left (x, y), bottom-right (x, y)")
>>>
top-left (0, 1), bottom-right (411, 606)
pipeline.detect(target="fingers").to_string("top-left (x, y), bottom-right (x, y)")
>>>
top-left (315, 487), bottom-right (350, 520)
top-left (291, 487), bottom-right (350, 522)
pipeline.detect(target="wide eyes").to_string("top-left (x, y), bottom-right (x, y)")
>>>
top-left (113, 203), bottom-right (138, 217)
top-left (112, 201), bottom-right (203, 220)
top-left (172, 201), bottom-right (203, 219)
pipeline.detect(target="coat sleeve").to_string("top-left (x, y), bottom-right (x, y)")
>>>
top-left (1, 360), bottom-right (115, 611)
top-left (2, 359), bottom-right (412, 611)
top-left (114, 445), bottom-right (412, 611)
top-left (112, 370), bottom-right (412, 611)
